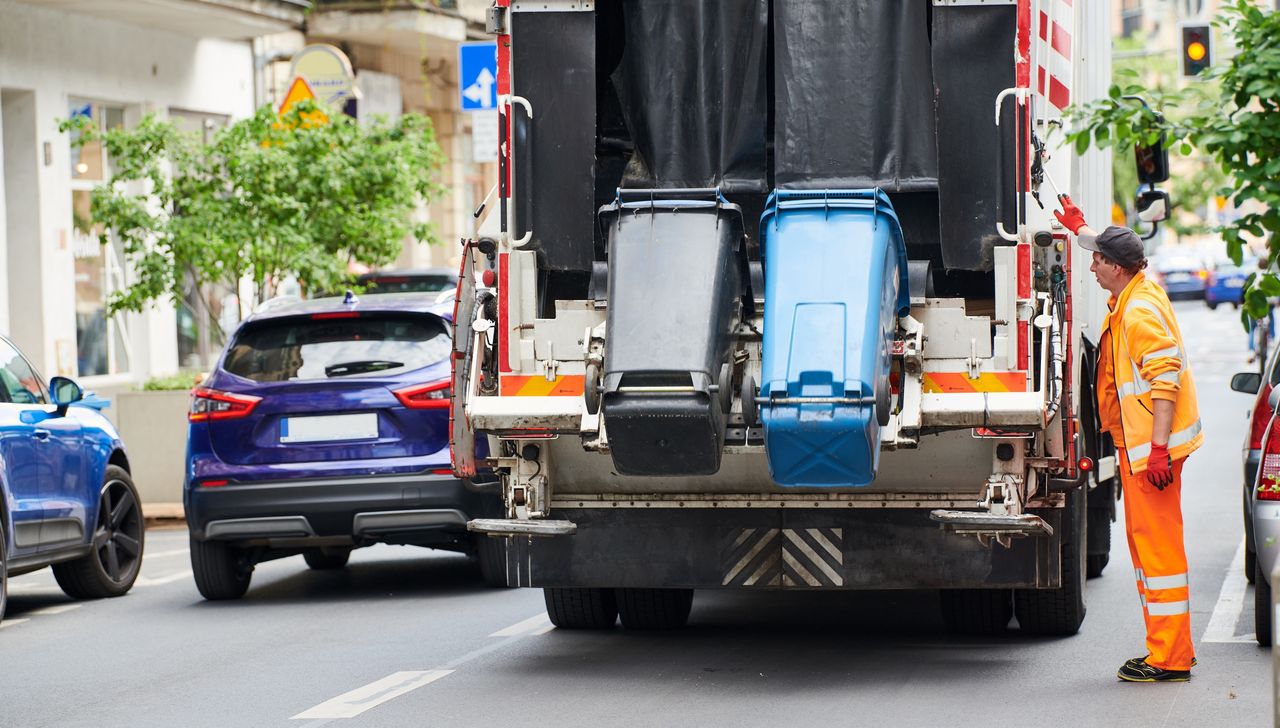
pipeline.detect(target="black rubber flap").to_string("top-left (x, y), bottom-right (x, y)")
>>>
top-left (933, 4), bottom-right (1018, 271)
top-left (773, 0), bottom-right (938, 191)
top-left (611, 0), bottom-right (768, 194)
top-left (599, 193), bottom-right (746, 476)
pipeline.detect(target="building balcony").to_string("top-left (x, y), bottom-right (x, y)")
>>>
top-left (308, 0), bottom-right (488, 55)
top-left (16, 0), bottom-right (309, 38)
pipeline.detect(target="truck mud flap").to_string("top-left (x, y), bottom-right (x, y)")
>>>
top-left (597, 189), bottom-right (751, 476)
top-left (758, 190), bottom-right (910, 486)
top-left (497, 506), bottom-right (1063, 591)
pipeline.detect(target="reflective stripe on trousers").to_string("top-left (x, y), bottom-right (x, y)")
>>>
top-left (1119, 450), bottom-right (1195, 671)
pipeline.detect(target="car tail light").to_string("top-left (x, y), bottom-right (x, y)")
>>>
top-left (189, 387), bottom-right (262, 422)
top-left (393, 379), bottom-right (451, 409)
top-left (1249, 384), bottom-right (1274, 450)
top-left (1259, 416), bottom-right (1280, 501)
top-left (430, 468), bottom-right (453, 476)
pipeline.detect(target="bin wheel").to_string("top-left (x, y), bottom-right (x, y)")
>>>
top-left (718, 363), bottom-right (733, 414)
top-left (875, 375), bottom-right (891, 427)
top-left (584, 362), bottom-right (601, 414)
top-left (741, 375), bottom-right (758, 428)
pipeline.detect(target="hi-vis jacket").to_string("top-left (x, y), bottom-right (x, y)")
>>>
top-left (1097, 271), bottom-right (1203, 474)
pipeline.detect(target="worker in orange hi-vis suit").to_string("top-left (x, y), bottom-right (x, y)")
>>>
top-left (1057, 196), bottom-right (1203, 682)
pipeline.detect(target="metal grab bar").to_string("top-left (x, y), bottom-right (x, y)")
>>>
top-left (499, 93), bottom-right (534, 249)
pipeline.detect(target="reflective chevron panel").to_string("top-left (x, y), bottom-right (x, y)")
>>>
top-left (721, 528), bottom-right (844, 587)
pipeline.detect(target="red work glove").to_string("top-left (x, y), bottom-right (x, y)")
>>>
top-left (1146, 443), bottom-right (1173, 490)
top-left (1054, 195), bottom-right (1087, 235)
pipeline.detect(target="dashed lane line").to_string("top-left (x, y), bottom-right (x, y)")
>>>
top-left (488, 612), bottom-right (552, 637)
top-left (0, 619), bottom-right (30, 629)
top-left (1201, 539), bottom-right (1256, 644)
top-left (26, 604), bottom-right (81, 617)
top-left (292, 613), bottom-right (556, 725)
top-left (290, 671), bottom-right (454, 720)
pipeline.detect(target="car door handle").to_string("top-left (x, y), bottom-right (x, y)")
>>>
top-left (33, 429), bottom-right (51, 441)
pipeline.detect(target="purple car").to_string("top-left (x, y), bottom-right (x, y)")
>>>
top-left (183, 292), bottom-right (501, 600)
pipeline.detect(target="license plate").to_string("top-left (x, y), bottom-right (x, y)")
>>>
top-left (281, 413), bottom-right (378, 443)
top-left (1167, 273), bottom-right (1191, 283)
top-left (1227, 279), bottom-right (1244, 288)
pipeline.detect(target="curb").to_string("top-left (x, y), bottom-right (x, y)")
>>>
top-left (143, 503), bottom-right (186, 528)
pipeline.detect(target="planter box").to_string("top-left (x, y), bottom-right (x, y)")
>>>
top-left (115, 390), bottom-right (190, 509)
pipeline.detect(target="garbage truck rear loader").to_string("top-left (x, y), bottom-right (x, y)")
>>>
top-left (453, 0), bottom-right (1124, 634)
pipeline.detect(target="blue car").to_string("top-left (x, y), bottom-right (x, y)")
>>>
top-left (183, 293), bottom-right (502, 600)
top-left (0, 335), bottom-right (142, 623)
top-left (1152, 255), bottom-right (1208, 300)
top-left (1205, 258), bottom-right (1254, 309)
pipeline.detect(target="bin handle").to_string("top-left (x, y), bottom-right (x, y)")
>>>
top-left (500, 94), bottom-right (535, 249)
top-left (994, 87), bottom-right (1024, 243)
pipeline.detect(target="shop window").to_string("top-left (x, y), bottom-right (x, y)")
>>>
top-left (68, 101), bottom-right (131, 378)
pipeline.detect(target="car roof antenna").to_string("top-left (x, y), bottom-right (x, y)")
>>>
top-left (343, 290), bottom-right (358, 305)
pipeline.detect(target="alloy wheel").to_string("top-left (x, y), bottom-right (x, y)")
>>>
top-left (93, 479), bottom-right (144, 584)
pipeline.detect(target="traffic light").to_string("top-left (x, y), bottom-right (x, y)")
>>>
top-left (1181, 24), bottom-right (1212, 77)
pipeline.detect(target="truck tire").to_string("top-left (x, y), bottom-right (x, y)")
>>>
top-left (940, 589), bottom-right (1013, 634)
top-left (1256, 560), bottom-right (1272, 647)
top-left (475, 535), bottom-right (512, 588)
top-left (1015, 489), bottom-right (1087, 635)
top-left (1086, 477), bottom-right (1114, 579)
top-left (616, 588), bottom-right (694, 630)
top-left (543, 587), bottom-right (617, 629)
top-left (303, 547), bottom-right (351, 570)
top-left (191, 538), bottom-right (253, 600)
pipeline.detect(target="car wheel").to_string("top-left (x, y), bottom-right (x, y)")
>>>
top-left (52, 466), bottom-right (145, 600)
top-left (303, 548), bottom-right (351, 570)
top-left (190, 537), bottom-right (252, 600)
top-left (1206, 301), bottom-right (1218, 310)
top-left (0, 526), bottom-right (7, 624)
top-left (1246, 543), bottom-right (1257, 586)
top-left (1256, 560), bottom-right (1272, 647)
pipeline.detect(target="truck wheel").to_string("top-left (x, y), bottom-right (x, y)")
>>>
top-left (1015, 489), bottom-right (1087, 635)
top-left (616, 588), bottom-right (694, 630)
top-left (940, 589), bottom-right (1013, 634)
top-left (543, 587), bottom-right (617, 629)
top-left (53, 467), bottom-right (145, 599)
top-left (474, 535), bottom-right (511, 588)
top-left (1256, 561), bottom-right (1273, 647)
top-left (190, 538), bottom-right (252, 600)
top-left (1086, 478), bottom-right (1113, 579)
top-left (303, 548), bottom-right (351, 570)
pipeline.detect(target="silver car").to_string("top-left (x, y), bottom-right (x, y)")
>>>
top-left (1246, 381), bottom-right (1280, 646)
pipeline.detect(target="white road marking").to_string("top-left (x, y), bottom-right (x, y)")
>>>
top-left (530, 623), bottom-right (557, 636)
top-left (27, 604), bottom-right (81, 617)
top-left (290, 670), bottom-right (453, 720)
top-left (489, 612), bottom-right (551, 637)
top-left (1201, 539), bottom-right (1256, 643)
top-left (134, 570), bottom-right (193, 587)
top-left (144, 548), bottom-right (189, 559)
top-left (0, 619), bottom-right (30, 629)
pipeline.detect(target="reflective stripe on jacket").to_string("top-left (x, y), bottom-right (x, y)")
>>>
top-left (1098, 271), bottom-right (1202, 473)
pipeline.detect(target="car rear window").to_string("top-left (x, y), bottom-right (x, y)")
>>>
top-left (222, 314), bottom-right (450, 382)
top-left (360, 275), bottom-right (457, 294)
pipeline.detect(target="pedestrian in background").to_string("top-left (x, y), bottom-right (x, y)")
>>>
top-left (1057, 196), bottom-right (1203, 682)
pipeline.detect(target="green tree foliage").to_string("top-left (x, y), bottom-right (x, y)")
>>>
top-left (1067, 1), bottom-right (1279, 317)
top-left (61, 101), bottom-right (444, 321)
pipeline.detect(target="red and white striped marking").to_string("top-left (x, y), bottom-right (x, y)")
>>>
top-left (1037, 0), bottom-right (1073, 111)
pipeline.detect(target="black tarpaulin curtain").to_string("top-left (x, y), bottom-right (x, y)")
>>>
top-left (773, 0), bottom-right (938, 191)
top-left (611, 0), bottom-right (769, 193)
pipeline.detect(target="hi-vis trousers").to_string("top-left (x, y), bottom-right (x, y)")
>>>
top-left (1118, 449), bottom-right (1195, 671)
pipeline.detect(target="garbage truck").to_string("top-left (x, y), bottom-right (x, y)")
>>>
top-left (452, 0), bottom-right (1141, 634)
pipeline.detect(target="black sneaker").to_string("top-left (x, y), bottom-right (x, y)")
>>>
top-left (1124, 656), bottom-right (1197, 668)
top-left (1117, 658), bottom-right (1191, 682)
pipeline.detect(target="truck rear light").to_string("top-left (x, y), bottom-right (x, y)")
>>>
top-left (1248, 384), bottom-right (1274, 450)
top-left (1077, 457), bottom-right (1094, 472)
top-left (394, 379), bottom-right (451, 409)
top-left (189, 388), bottom-right (262, 422)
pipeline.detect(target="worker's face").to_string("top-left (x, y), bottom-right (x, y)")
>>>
top-left (1089, 252), bottom-right (1125, 293)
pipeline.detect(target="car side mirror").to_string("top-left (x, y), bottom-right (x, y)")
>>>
top-left (49, 376), bottom-right (83, 408)
top-left (1231, 372), bottom-right (1262, 395)
top-left (1136, 189), bottom-right (1170, 224)
top-left (1268, 386), bottom-right (1280, 411)
top-left (1135, 137), bottom-right (1170, 185)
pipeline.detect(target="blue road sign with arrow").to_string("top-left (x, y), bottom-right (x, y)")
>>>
top-left (458, 42), bottom-right (498, 111)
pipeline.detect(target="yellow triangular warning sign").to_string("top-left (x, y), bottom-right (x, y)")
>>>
top-left (278, 76), bottom-right (316, 115)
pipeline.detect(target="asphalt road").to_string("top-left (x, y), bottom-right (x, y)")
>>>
top-left (1, 301), bottom-right (1272, 728)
